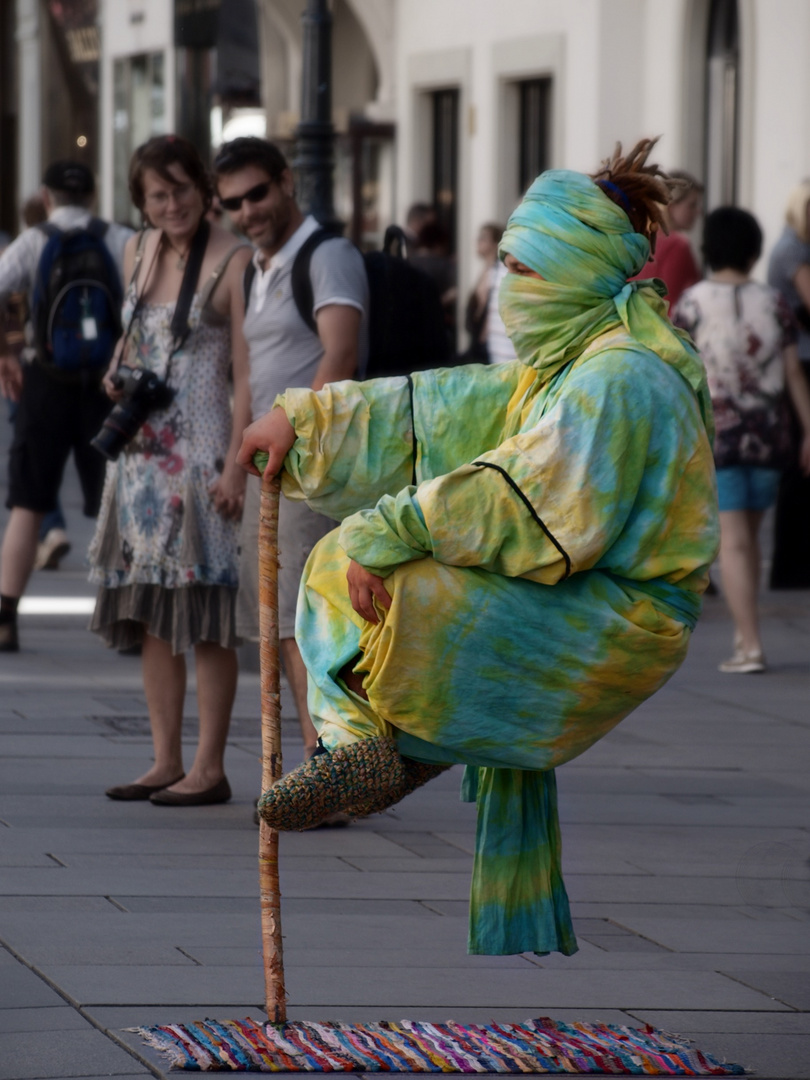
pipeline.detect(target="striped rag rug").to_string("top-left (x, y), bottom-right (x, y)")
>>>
top-left (134, 1017), bottom-right (744, 1073)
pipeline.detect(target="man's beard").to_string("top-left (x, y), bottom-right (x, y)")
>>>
top-left (253, 203), bottom-right (293, 250)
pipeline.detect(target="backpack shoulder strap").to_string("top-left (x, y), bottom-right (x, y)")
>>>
top-left (86, 217), bottom-right (109, 240)
top-left (291, 228), bottom-right (340, 334)
top-left (243, 258), bottom-right (257, 311)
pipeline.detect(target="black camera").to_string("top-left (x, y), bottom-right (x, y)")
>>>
top-left (91, 366), bottom-right (175, 461)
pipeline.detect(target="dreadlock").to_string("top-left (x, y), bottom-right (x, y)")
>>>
top-left (591, 137), bottom-right (684, 255)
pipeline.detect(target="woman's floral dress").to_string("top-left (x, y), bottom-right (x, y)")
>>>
top-left (89, 258), bottom-right (242, 653)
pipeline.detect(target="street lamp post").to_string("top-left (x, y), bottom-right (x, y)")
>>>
top-left (294, 0), bottom-right (340, 231)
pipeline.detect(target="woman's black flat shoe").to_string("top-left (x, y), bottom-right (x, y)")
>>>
top-left (106, 774), bottom-right (185, 801)
top-left (149, 776), bottom-right (231, 806)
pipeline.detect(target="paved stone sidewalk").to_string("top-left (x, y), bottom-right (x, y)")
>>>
top-left (1, 423), bottom-right (809, 1078)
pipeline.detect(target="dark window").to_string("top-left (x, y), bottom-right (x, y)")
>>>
top-left (0, 0), bottom-right (18, 236)
top-left (705, 0), bottom-right (739, 208)
top-left (431, 88), bottom-right (459, 252)
top-left (518, 78), bottom-right (551, 193)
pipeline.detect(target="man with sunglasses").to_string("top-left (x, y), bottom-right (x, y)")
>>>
top-left (214, 137), bottom-right (368, 769)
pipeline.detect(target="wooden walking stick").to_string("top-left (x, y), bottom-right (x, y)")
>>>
top-left (257, 472), bottom-right (287, 1023)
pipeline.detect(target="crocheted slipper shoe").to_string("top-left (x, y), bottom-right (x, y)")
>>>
top-left (344, 756), bottom-right (449, 820)
top-left (402, 757), bottom-right (450, 796)
top-left (257, 736), bottom-right (408, 831)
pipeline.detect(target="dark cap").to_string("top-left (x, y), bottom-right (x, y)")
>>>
top-left (42, 160), bottom-right (95, 195)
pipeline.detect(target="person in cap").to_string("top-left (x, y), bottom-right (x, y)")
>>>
top-left (0, 162), bottom-right (132, 652)
top-left (236, 140), bottom-right (719, 956)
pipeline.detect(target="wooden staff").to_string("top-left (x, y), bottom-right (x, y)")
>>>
top-left (257, 473), bottom-right (287, 1023)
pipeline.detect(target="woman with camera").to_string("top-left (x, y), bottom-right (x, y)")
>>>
top-left (90, 135), bottom-right (252, 807)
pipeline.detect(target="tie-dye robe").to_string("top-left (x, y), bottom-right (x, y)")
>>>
top-left (270, 171), bottom-right (719, 955)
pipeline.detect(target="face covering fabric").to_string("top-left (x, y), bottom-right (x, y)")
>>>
top-left (497, 169), bottom-right (714, 441)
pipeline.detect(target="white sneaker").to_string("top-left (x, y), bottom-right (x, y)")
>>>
top-left (34, 528), bottom-right (71, 571)
top-left (719, 649), bottom-right (766, 674)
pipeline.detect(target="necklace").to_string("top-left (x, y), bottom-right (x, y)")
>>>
top-left (163, 235), bottom-right (191, 271)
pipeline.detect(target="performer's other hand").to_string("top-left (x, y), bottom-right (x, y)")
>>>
top-left (236, 406), bottom-right (296, 479)
top-left (347, 560), bottom-right (391, 625)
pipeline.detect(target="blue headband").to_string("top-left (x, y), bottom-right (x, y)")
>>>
top-left (598, 179), bottom-right (632, 214)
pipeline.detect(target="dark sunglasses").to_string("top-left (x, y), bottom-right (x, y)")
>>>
top-left (219, 181), bottom-right (272, 212)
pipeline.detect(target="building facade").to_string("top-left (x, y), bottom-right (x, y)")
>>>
top-left (4, 0), bottom-right (810, 345)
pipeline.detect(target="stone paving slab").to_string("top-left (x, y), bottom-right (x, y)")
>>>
top-left (578, 738), bottom-right (810, 772)
top-left (0, 895), bottom-right (119, 913)
top-left (0, 826), bottom-right (259, 857)
top-left (603, 917), bottom-right (810, 954)
top-left (2, 943), bottom-right (198, 966)
top-left (440, 822), bottom-right (810, 862)
top-left (567, 901), bottom-right (808, 923)
top-left (0, 814), bottom-right (424, 846)
top-left (0, 1006), bottom-right (91, 1033)
top-left (557, 765), bottom-right (800, 796)
top-left (54, 851), bottom-right (354, 872)
top-left (719, 970), bottom-right (810, 1009)
top-left (0, 961), bottom-right (66, 1009)
top-left (0, 735), bottom-right (159, 759)
top-left (629, 1010), bottom-right (810, 1033)
top-left (36, 962), bottom-right (786, 1011)
top-left (182, 945), bottom-right (536, 969)
top-left (555, 795), bottom-right (809, 828)
top-left (0, 908), bottom-right (459, 943)
top-left (95, 1004), bottom-right (636, 1027)
top-left (0, 1029), bottom-right (151, 1080)
top-left (531, 950), bottom-right (810, 972)
top-left (565, 874), bottom-right (767, 904)
top-left (0, 865), bottom-right (481, 900)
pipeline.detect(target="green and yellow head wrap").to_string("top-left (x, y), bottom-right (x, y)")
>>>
top-left (498, 169), bottom-right (713, 438)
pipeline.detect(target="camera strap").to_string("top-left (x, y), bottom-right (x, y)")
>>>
top-left (169, 218), bottom-right (210, 354)
top-left (115, 219), bottom-right (211, 386)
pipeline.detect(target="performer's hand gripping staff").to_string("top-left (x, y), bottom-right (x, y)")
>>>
top-left (237, 407), bottom-right (392, 625)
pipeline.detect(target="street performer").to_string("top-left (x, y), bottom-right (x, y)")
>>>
top-left (236, 140), bottom-right (719, 957)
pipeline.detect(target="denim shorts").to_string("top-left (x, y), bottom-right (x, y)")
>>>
top-left (715, 465), bottom-right (781, 512)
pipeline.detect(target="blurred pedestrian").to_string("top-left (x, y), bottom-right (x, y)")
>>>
top-left (0, 161), bottom-right (131, 653)
top-left (214, 137), bottom-right (367, 772)
top-left (463, 222), bottom-right (502, 361)
top-left (636, 169), bottom-right (703, 311)
top-left (766, 180), bottom-right (810, 588)
top-left (95, 135), bottom-right (252, 806)
top-left (403, 202), bottom-right (435, 249)
top-left (21, 194), bottom-right (47, 229)
top-left (411, 220), bottom-right (457, 353)
top-left (673, 207), bottom-right (810, 672)
top-left (486, 258), bottom-right (518, 365)
top-left (17, 192), bottom-right (73, 571)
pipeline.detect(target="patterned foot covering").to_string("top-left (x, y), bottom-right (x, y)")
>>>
top-left (257, 736), bottom-right (448, 831)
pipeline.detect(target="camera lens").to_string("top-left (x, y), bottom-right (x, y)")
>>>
top-left (90, 400), bottom-right (150, 460)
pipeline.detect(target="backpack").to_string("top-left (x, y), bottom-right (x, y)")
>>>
top-left (32, 219), bottom-right (123, 373)
top-left (244, 226), bottom-right (451, 379)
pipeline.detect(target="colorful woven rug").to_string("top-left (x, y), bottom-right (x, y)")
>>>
top-left (135, 1017), bottom-right (744, 1073)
